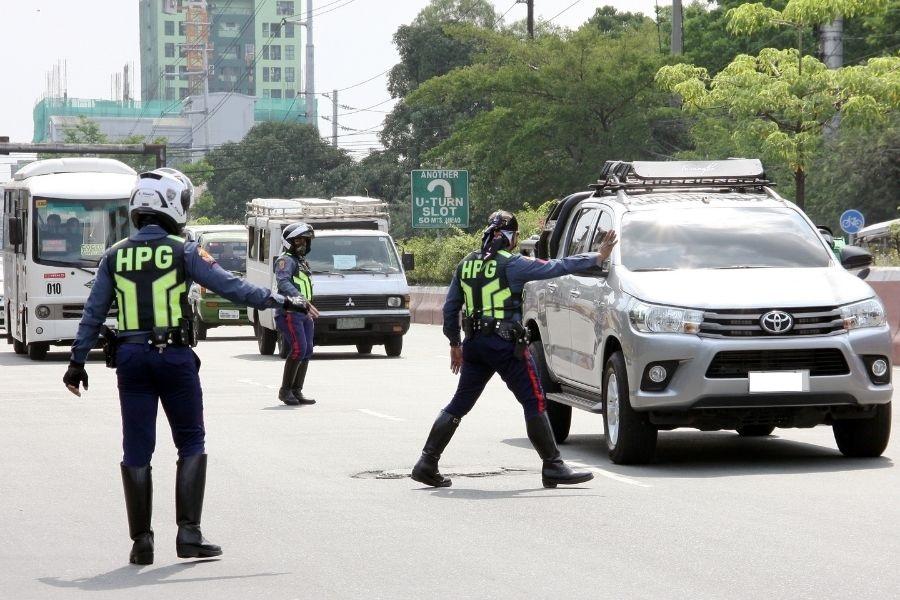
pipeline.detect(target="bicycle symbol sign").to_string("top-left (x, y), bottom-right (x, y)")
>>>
top-left (839, 209), bottom-right (865, 234)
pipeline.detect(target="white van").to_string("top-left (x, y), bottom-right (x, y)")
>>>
top-left (245, 197), bottom-right (414, 357)
top-left (2, 158), bottom-right (134, 359)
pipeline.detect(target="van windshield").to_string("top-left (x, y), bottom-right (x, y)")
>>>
top-left (306, 235), bottom-right (400, 274)
top-left (621, 206), bottom-right (832, 271)
top-left (34, 197), bottom-right (130, 267)
top-left (202, 238), bottom-right (247, 273)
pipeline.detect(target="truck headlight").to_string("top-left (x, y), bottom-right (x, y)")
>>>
top-left (840, 298), bottom-right (885, 330)
top-left (387, 296), bottom-right (402, 308)
top-left (628, 298), bottom-right (703, 334)
top-left (35, 305), bottom-right (51, 319)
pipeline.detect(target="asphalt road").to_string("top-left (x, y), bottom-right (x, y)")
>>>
top-left (0, 324), bottom-right (897, 600)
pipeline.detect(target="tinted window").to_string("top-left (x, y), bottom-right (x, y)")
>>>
top-left (621, 207), bottom-right (831, 271)
top-left (202, 239), bottom-right (247, 273)
top-left (589, 210), bottom-right (614, 252)
top-left (566, 208), bottom-right (599, 256)
top-left (248, 226), bottom-right (258, 259)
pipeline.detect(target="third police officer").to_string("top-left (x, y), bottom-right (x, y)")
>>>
top-left (411, 210), bottom-right (617, 489)
top-left (274, 222), bottom-right (320, 406)
top-left (63, 168), bottom-right (309, 565)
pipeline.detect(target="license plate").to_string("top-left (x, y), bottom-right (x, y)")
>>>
top-left (748, 371), bottom-right (809, 393)
top-left (337, 317), bottom-right (365, 330)
top-left (218, 309), bottom-right (240, 320)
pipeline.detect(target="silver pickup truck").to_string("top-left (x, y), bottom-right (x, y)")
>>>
top-left (522, 159), bottom-right (892, 464)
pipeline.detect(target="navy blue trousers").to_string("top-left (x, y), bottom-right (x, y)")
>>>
top-left (275, 312), bottom-right (314, 361)
top-left (444, 334), bottom-right (546, 420)
top-left (116, 343), bottom-right (205, 467)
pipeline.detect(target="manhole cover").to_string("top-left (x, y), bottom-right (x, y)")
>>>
top-left (353, 467), bottom-right (529, 480)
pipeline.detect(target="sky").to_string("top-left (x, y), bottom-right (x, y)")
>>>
top-left (0, 0), bottom-right (663, 167)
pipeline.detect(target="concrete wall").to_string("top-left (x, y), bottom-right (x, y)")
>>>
top-left (410, 268), bottom-right (900, 361)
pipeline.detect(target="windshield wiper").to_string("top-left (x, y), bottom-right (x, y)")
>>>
top-left (311, 270), bottom-right (346, 278)
top-left (712, 265), bottom-right (776, 270)
top-left (631, 267), bottom-right (673, 272)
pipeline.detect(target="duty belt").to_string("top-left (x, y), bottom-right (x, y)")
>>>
top-left (464, 316), bottom-right (526, 343)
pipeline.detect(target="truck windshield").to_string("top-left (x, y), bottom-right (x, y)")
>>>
top-left (621, 206), bottom-right (832, 271)
top-left (203, 238), bottom-right (247, 274)
top-left (307, 236), bottom-right (401, 274)
top-left (34, 197), bottom-right (130, 267)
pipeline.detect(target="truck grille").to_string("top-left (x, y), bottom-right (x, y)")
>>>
top-left (313, 295), bottom-right (388, 311)
top-left (706, 349), bottom-right (850, 378)
top-left (700, 307), bottom-right (843, 338)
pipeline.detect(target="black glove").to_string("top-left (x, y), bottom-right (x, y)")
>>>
top-left (283, 296), bottom-right (309, 313)
top-left (63, 361), bottom-right (89, 396)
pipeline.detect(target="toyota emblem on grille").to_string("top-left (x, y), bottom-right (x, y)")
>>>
top-left (760, 310), bottom-right (794, 334)
top-left (346, 297), bottom-right (355, 307)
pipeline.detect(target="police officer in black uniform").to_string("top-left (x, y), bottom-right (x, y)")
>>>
top-left (63, 168), bottom-right (308, 565)
top-left (411, 210), bottom-right (618, 489)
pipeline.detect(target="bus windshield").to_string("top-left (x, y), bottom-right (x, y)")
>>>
top-left (34, 197), bottom-right (130, 267)
top-left (306, 235), bottom-right (401, 274)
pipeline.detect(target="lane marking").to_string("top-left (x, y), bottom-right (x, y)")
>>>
top-left (357, 409), bottom-right (405, 422)
top-left (567, 461), bottom-right (652, 488)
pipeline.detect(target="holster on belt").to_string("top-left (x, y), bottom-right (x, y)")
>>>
top-left (100, 325), bottom-right (118, 368)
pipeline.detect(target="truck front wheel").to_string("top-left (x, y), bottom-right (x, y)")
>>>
top-left (833, 403), bottom-right (891, 458)
top-left (256, 323), bottom-right (277, 355)
top-left (602, 351), bottom-right (657, 465)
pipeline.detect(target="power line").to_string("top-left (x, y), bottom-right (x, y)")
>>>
top-left (498, 1), bottom-right (519, 22)
top-left (546, 0), bottom-right (585, 24)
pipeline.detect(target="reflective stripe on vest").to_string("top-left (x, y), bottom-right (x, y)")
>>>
top-left (457, 250), bottom-right (518, 320)
top-left (110, 235), bottom-right (190, 331)
top-left (280, 253), bottom-right (314, 300)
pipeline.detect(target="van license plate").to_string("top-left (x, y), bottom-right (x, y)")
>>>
top-left (218, 309), bottom-right (240, 320)
top-left (337, 317), bottom-right (365, 330)
top-left (748, 371), bottom-right (809, 393)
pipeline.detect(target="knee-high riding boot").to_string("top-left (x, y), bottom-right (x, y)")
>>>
top-left (526, 412), bottom-right (594, 489)
top-left (278, 358), bottom-right (302, 405)
top-left (291, 360), bottom-right (316, 404)
top-left (175, 454), bottom-right (222, 559)
top-left (411, 411), bottom-right (461, 487)
top-left (120, 463), bottom-right (154, 565)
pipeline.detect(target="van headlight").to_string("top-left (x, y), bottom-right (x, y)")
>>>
top-left (840, 298), bottom-right (885, 330)
top-left (628, 298), bottom-right (703, 334)
top-left (387, 296), bottom-right (402, 308)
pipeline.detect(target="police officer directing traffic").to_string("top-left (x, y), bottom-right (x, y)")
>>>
top-left (275, 222), bottom-right (320, 406)
top-left (411, 210), bottom-right (618, 489)
top-left (62, 168), bottom-right (309, 565)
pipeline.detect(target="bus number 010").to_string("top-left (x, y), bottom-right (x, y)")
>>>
top-left (47, 283), bottom-right (62, 295)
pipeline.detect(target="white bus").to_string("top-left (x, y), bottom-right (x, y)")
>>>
top-left (2, 158), bottom-right (135, 360)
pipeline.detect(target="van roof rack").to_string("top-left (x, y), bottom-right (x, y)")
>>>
top-left (590, 159), bottom-right (772, 193)
top-left (246, 196), bottom-right (389, 220)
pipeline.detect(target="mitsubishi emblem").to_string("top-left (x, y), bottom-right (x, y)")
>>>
top-left (346, 297), bottom-right (355, 307)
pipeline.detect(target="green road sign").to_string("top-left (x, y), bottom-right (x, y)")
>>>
top-left (411, 169), bottom-right (469, 229)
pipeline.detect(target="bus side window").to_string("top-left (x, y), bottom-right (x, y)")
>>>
top-left (248, 226), bottom-right (258, 260)
top-left (260, 228), bottom-right (270, 261)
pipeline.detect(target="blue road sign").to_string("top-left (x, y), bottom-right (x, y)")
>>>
top-left (840, 209), bottom-right (865, 234)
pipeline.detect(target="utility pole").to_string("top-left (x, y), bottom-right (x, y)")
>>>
top-left (820, 16), bottom-right (843, 136)
top-left (305, 0), bottom-right (317, 129)
top-left (527, 0), bottom-right (534, 39)
top-left (671, 0), bottom-right (683, 55)
top-left (332, 89), bottom-right (338, 147)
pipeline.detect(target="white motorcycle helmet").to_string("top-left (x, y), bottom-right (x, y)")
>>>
top-left (282, 222), bottom-right (315, 255)
top-left (129, 168), bottom-right (195, 232)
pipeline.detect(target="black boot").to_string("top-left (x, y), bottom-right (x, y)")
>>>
top-left (120, 463), bottom-right (154, 565)
top-left (291, 360), bottom-right (316, 405)
top-left (175, 454), bottom-right (222, 559)
top-left (411, 411), bottom-right (460, 487)
top-left (526, 413), bottom-right (594, 489)
top-left (278, 358), bottom-right (301, 405)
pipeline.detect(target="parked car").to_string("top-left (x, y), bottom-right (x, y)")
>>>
top-left (187, 228), bottom-right (250, 340)
top-left (522, 159), bottom-right (891, 464)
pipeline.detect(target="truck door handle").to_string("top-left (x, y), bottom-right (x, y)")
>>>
top-left (569, 290), bottom-right (581, 298)
top-left (547, 283), bottom-right (558, 292)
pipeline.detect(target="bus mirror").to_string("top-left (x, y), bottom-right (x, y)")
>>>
top-left (402, 252), bottom-right (415, 272)
top-left (8, 217), bottom-right (22, 246)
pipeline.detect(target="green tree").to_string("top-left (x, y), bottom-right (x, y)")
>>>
top-left (656, 0), bottom-right (899, 208)
top-left (203, 122), bottom-right (353, 223)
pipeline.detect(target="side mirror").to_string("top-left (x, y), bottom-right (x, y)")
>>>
top-left (840, 244), bottom-right (873, 270)
top-left (8, 217), bottom-right (23, 247)
top-left (402, 252), bottom-right (415, 271)
top-left (818, 227), bottom-right (835, 248)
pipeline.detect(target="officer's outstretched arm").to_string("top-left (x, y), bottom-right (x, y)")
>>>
top-left (186, 242), bottom-right (282, 310)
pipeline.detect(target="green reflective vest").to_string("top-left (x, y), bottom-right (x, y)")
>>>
top-left (280, 253), bottom-right (314, 300)
top-left (109, 235), bottom-right (191, 332)
top-left (456, 250), bottom-right (521, 320)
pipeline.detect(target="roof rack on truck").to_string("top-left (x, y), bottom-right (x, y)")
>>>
top-left (246, 197), bottom-right (390, 232)
top-left (590, 159), bottom-right (772, 194)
